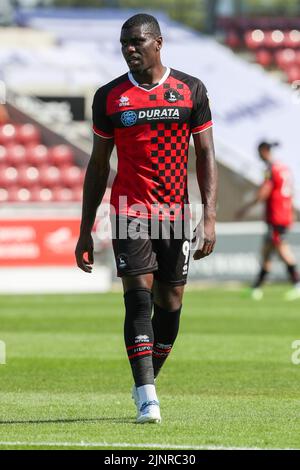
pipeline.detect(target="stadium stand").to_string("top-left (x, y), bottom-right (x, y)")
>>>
top-left (0, 122), bottom-right (84, 203)
top-left (221, 16), bottom-right (300, 82)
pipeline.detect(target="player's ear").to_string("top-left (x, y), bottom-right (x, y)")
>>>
top-left (156, 36), bottom-right (163, 51)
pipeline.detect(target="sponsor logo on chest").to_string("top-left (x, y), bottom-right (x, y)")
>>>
top-left (120, 108), bottom-right (180, 126)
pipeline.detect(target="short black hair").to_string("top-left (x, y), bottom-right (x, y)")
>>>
top-left (258, 141), bottom-right (280, 151)
top-left (121, 13), bottom-right (161, 37)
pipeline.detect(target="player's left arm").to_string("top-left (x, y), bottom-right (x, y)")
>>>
top-left (235, 179), bottom-right (272, 219)
top-left (193, 127), bottom-right (218, 260)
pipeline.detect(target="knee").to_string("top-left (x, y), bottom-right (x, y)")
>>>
top-left (155, 285), bottom-right (183, 312)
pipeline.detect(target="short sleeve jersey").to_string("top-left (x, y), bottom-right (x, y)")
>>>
top-left (92, 67), bottom-right (212, 219)
top-left (265, 162), bottom-right (293, 227)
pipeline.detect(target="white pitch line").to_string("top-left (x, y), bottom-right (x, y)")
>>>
top-left (0, 441), bottom-right (297, 450)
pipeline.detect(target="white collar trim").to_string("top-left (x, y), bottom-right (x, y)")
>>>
top-left (128, 67), bottom-right (170, 91)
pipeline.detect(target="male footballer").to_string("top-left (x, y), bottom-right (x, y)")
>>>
top-left (76, 13), bottom-right (217, 423)
top-left (237, 141), bottom-right (300, 301)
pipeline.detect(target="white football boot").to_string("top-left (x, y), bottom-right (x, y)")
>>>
top-left (136, 400), bottom-right (161, 424)
top-left (133, 384), bottom-right (161, 424)
top-left (285, 285), bottom-right (300, 301)
top-left (251, 288), bottom-right (264, 301)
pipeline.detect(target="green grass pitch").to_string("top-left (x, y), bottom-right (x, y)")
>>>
top-left (0, 287), bottom-right (300, 450)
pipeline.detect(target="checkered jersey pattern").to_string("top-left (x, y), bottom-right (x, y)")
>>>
top-left (150, 122), bottom-right (189, 206)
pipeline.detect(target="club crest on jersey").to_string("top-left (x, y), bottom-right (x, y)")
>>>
top-left (121, 110), bottom-right (137, 127)
top-left (164, 88), bottom-right (180, 103)
top-left (119, 96), bottom-right (130, 107)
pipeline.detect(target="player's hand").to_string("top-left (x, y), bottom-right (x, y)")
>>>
top-left (193, 220), bottom-right (216, 260)
top-left (75, 234), bottom-right (94, 273)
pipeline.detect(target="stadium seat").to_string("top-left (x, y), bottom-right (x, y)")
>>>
top-left (60, 165), bottom-right (84, 187)
top-left (26, 144), bottom-right (49, 167)
top-left (284, 30), bottom-right (300, 49)
top-left (8, 186), bottom-right (31, 203)
top-left (30, 187), bottom-right (54, 202)
top-left (0, 166), bottom-right (18, 187)
top-left (286, 65), bottom-right (300, 83)
top-left (275, 49), bottom-right (297, 70)
top-left (50, 145), bottom-right (74, 167)
top-left (6, 144), bottom-right (27, 167)
top-left (255, 49), bottom-right (273, 67)
top-left (18, 166), bottom-right (40, 187)
top-left (52, 186), bottom-right (74, 202)
top-left (0, 124), bottom-right (17, 145)
top-left (39, 165), bottom-right (61, 187)
top-left (244, 30), bottom-right (265, 50)
top-left (16, 123), bottom-right (40, 145)
top-left (16, 188), bottom-right (31, 202)
top-left (264, 30), bottom-right (285, 49)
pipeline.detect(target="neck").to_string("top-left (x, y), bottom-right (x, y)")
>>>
top-left (131, 63), bottom-right (166, 86)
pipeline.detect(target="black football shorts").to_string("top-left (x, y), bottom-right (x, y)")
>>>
top-left (265, 224), bottom-right (289, 246)
top-left (111, 215), bottom-right (192, 285)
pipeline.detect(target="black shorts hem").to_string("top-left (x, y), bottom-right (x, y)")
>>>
top-left (154, 276), bottom-right (188, 286)
top-left (117, 265), bottom-right (158, 278)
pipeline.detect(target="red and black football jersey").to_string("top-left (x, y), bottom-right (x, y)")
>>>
top-left (264, 162), bottom-right (293, 227)
top-left (92, 67), bottom-right (212, 219)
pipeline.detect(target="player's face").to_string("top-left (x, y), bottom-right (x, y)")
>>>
top-left (259, 148), bottom-right (271, 163)
top-left (120, 26), bottom-right (161, 73)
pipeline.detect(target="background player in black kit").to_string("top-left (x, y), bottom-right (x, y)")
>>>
top-left (75, 13), bottom-right (217, 423)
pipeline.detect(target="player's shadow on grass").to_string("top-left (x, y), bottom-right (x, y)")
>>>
top-left (0, 417), bottom-right (134, 425)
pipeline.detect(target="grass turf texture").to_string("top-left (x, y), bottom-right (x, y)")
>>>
top-left (0, 287), bottom-right (300, 450)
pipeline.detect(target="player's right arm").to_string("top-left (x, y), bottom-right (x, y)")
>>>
top-left (75, 133), bottom-right (114, 273)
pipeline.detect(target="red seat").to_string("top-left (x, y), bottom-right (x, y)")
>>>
top-left (6, 144), bottom-right (27, 167)
top-left (39, 165), bottom-right (61, 187)
top-left (26, 144), bottom-right (49, 167)
top-left (61, 166), bottom-right (84, 187)
top-left (8, 186), bottom-right (31, 203)
top-left (264, 30), bottom-right (285, 49)
top-left (0, 124), bottom-right (17, 145)
top-left (30, 187), bottom-right (54, 202)
top-left (284, 30), bottom-right (300, 49)
top-left (286, 65), bottom-right (300, 83)
top-left (256, 49), bottom-right (273, 67)
top-left (18, 166), bottom-right (40, 187)
top-left (0, 166), bottom-right (18, 187)
top-left (245, 30), bottom-right (265, 50)
top-left (17, 188), bottom-right (31, 202)
top-left (50, 145), bottom-right (74, 167)
top-left (52, 186), bottom-right (74, 202)
top-left (275, 49), bottom-right (296, 70)
top-left (16, 124), bottom-right (40, 146)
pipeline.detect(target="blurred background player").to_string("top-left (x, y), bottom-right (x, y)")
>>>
top-left (75, 13), bottom-right (217, 424)
top-left (237, 141), bottom-right (300, 301)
